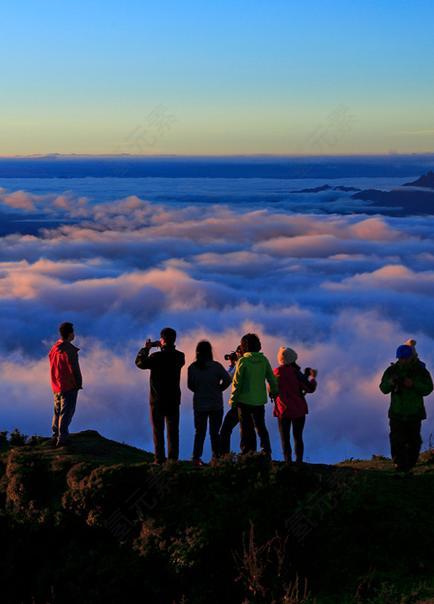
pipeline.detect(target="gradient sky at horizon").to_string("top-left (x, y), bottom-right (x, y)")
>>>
top-left (1, 0), bottom-right (434, 155)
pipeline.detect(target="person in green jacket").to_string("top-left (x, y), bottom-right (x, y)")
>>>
top-left (379, 344), bottom-right (433, 473)
top-left (229, 333), bottom-right (278, 458)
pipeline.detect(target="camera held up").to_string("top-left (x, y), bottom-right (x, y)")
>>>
top-left (146, 339), bottom-right (161, 348)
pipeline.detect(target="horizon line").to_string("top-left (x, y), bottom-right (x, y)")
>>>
top-left (1, 152), bottom-right (434, 160)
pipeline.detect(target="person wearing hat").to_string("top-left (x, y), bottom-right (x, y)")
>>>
top-left (273, 347), bottom-right (317, 464)
top-left (379, 344), bottom-right (433, 473)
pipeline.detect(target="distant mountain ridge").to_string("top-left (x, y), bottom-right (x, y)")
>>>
top-left (0, 155), bottom-right (434, 179)
top-left (288, 171), bottom-right (434, 215)
top-left (403, 170), bottom-right (434, 189)
top-left (350, 171), bottom-right (434, 214)
top-left (291, 184), bottom-right (361, 193)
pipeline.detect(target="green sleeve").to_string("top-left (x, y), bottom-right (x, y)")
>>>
top-left (265, 359), bottom-right (279, 397)
top-left (413, 368), bottom-right (434, 397)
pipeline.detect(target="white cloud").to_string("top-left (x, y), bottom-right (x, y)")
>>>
top-left (0, 187), bottom-right (433, 462)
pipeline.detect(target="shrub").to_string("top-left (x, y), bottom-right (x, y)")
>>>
top-left (9, 429), bottom-right (27, 447)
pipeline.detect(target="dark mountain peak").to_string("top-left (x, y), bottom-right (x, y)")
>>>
top-left (351, 188), bottom-right (385, 200)
top-left (291, 184), bottom-right (333, 193)
top-left (351, 185), bottom-right (434, 215)
top-left (334, 185), bottom-right (361, 192)
top-left (403, 171), bottom-right (434, 189)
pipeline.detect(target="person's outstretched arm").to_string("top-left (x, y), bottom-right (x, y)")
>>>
top-left (296, 368), bottom-right (317, 394)
top-left (135, 346), bottom-right (155, 370)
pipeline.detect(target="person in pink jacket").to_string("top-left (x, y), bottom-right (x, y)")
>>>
top-left (273, 347), bottom-right (317, 464)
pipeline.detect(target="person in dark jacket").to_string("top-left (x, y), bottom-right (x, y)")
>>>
top-left (48, 322), bottom-right (83, 447)
top-left (273, 347), bottom-right (317, 464)
top-left (380, 344), bottom-right (433, 473)
top-left (188, 340), bottom-right (232, 465)
top-left (135, 327), bottom-right (185, 464)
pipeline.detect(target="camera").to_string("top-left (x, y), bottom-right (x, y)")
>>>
top-left (224, 345), bottom-right (242, 363)
top-left (391, 375), bottom-right (404, 394)
top-left (147, 339), bottom-right (161, 348)
top-left (304, 367), bottom-right (318, 378)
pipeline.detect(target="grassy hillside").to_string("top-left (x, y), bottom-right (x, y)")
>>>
top-left (1, 430), bottom-right (433, 604)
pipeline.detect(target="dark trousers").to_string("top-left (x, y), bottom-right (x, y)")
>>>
top-left (193, 408), bottom-right (223, 460)
top-left (52, 389), bottom-right (78, 441)
top-left (389, 417), bottom-right (422, 471)
top-left (238, 403), bottom-right (271, 456)
top-left (220, 406), bottom-right (242, 455)
top-left (150, 405), bottom-right (179, 463)
top-left (278, 416), bottom-right (306, 463)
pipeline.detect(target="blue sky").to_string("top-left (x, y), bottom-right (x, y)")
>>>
top-left (1, 0), bottom-right (434, 154)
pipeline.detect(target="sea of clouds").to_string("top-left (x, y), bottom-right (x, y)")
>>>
top-left (0, 177), bottom-right (433, 463)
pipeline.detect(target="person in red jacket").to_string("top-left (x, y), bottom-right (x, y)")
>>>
top-left (48, 322), bottom-right (83, 447)
top-left (273, 347), bottom-right (317, 464)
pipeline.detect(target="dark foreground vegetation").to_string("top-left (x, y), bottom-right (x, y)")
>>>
top-left (1, 430), bottom-right (433, 604)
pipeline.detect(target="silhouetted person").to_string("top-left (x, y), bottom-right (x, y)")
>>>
top-left (135, 327), bottom-right (185, 464)
top-left (380, 344), bottom-right (433, 474)
top-left (219, 345), bottom-right (256, 454)
top-left (49, 322), bottom-right (83, 447)
top-left (273, 347), bottom-right (317, 464)
top-left (188, 340), bottom-right (232, 465)
top-left (229, 333), bottom-right (278, 458)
